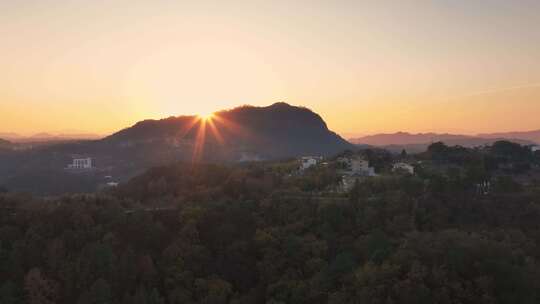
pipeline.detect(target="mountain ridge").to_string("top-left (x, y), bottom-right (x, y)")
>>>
top-left (351, 131), bottom-right (539, 146)
top-left (0, 138), bottom-right (11, 147)
top-left (104, 102), bottom-right (353, 159)
top-left (0, 102), bottom-right (354, 194)
top-left (478, 129), bottom-right (540, 143)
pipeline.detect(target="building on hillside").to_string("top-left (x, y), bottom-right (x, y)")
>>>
top-left (338, 156), bottom-right (376, 177)
top-left (67, 157), bottom-right (93, 169)
top-left (476, 181), bottom-right (491, 195)
top-left (392, 162), bottom-right (415, 174)
top-left (532, 145), bottom-right (540, 152)
top-left (351, 158), bottom-right (370, 173)
top-left (300, 156), bottom-right (323, 170)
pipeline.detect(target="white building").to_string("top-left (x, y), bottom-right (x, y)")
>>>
top-left (392, 162), bottom-right (415, 174)
top-left (339, 156), bottom-right (376, 177)
top-left (300, 156), bottom-right (323, 170)
top-left (351, 158), bottom-right (371, 173)
top-left (67, 158), bottom-right (93, 169)
top-left (532, 145), bottom-right (540, 152)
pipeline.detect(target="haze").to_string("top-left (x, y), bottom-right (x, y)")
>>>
top-left (2, 0), bottom-right (540, 137)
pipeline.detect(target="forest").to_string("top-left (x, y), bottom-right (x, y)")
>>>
top-left (1, 143), bottom-right (540, 304)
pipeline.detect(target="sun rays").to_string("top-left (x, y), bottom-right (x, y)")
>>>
top-left (178, 112), bottom-right (248, 163)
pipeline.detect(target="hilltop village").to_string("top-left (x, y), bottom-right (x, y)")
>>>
top-left (289, 140), bottom-right (540, 197)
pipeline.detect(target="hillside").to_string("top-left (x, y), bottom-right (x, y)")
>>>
top-left (105, 102), bottom-right (353, 159)
top-left (0, 103), bottom-right (353, 195)
top-left (2, 145), bottom-right (540, 303)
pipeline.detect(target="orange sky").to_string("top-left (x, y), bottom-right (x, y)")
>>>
top-left (1, 0), bottom-right (540, 137)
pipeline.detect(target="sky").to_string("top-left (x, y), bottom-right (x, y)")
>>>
top-left (1, 0), bottom-right (540, 137)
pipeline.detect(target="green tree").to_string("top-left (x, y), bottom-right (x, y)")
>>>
top-left (78, 278), bottom-right (112, 304)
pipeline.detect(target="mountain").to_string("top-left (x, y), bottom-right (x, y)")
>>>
top-left (0, 132), bottom-right (102, 143)
top-left (381, 138), bottom-right (533, 154)
top-left (478, 129), bottom-right (540, 144)
top-left (351, 132), bottom-right (535, 154)
top-left (105, 102), bottom-right (353, 159)
top-left (0, 103), bottom-right (353, 195)
top-left (350, 132), bottom-right (474, 146)
top-left (0, 132), bottom-right (21, 140)
top-left (0, 138), bottom-right (11, 148)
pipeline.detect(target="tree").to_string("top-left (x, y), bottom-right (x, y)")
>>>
top-left (78, 278), bottom-right (112, 304)
top-left (493, 176), bottom-right (522, 193)
top-left (123, 287), bottom-right (164, 304)
top-left (195, 276), bottom-right (233, 304)
top-left (349, 178), bottom-right (361, 203)
top-left (24, 268), bottom-right (58, 304)
top-left (0, 281), bottom-right (19, 304)
top-left (400, 149), bottom-right (408, 159)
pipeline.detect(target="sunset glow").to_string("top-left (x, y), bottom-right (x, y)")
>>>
top-left (1, 1), bottom-right (540, 137)
top-left (191, 113), bottom-right (230, 161)
top-left (198, 113), bottom-right (215, 121)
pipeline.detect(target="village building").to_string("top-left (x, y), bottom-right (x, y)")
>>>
top-left (337, 156), bottom-right (378, 192)
top-left (67, 157), bottom-right (93, 169)
top-left (476, 181), bottom-right (491, 195)
top-left (338, 156), bottom-right (376, 177)
top-left (300, 156), bottom-right (323, 170)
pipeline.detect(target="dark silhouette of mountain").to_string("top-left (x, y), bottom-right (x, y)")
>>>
top-left (0, 102), bottom-right (353, 195)
top-left (105, 102), bottom-right (353, 159)
top-left (478, 129), bottom-right (540, 144)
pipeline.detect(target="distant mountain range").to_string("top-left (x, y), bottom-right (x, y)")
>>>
top-left (350, 132), bottom-right (474, 146)
top-left (0, 138), bottom-right (11, 148)
top-left (0, 132), bottom-right (102, 143)
top-left (350, 131), bottom-right (539, 153)
top-left (478, 130), bottom-right (540, 143)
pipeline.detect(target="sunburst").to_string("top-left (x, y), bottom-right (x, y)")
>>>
top-left (175, 111), bottom-right (253, 163)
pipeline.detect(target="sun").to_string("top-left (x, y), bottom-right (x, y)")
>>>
top-left (198, 112), bottom-right (214, 121)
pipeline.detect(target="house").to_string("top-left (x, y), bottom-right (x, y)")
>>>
top-left (300, 156), bottom-right (323, 170)
top-left (106, 182), bottom-right (119, 187)
top-left (338, 156), bottom-right (376, 177)
top-left (392, 162), bottom-right (415, 174)
top-left (351, 158), bottom-right (370, 172)
top-left (67, 157), bottom-right (93, 169)
top-left (476, 181), bottom-right (491, 195)
top-left (532, 145), bottom-right (540, 152)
